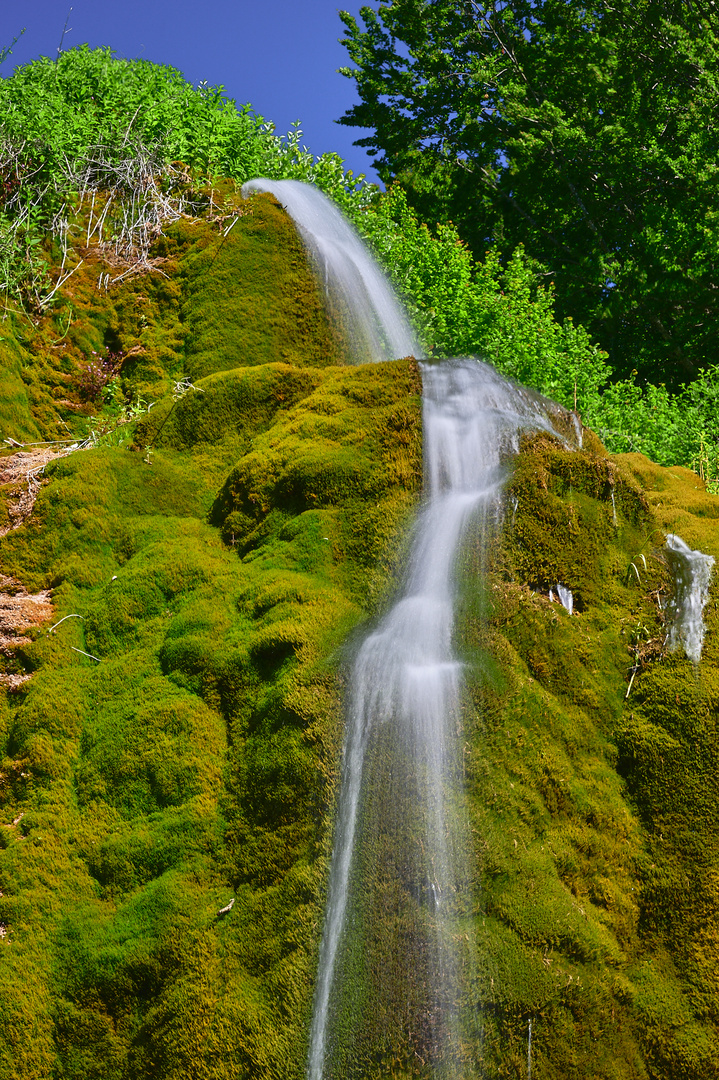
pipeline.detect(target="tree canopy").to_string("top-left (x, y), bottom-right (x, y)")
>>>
top-left (339, 0), bottom-right (719, 385)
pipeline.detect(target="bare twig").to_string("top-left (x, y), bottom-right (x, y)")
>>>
top-left (70, 646), bottom-right (101, 662)
top-left (41, 259), bottom-right (84, 307)
top-left (56, 8), bottom-right (73, 58)
top-left (47, 613), bottom-right (84, 634)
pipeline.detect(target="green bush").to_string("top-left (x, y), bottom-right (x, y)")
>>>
top-left (357, 187), bottom-right (719, 474)
top-left (0, 46), bottom-right (372, 309)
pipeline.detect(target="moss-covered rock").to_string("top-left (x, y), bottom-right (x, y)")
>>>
top-left (453, 435), bottom-right (719, 1079)
top-left (0, 190), bottom-right (421, 1079)
top-left (2, 177), bottom-right (719, 1080)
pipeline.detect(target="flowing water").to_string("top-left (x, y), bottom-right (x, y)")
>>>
top-left (552, 583), bottom-right (574, 615)
top-left (664, 534), bottom-right (714, 663)
top-left (241, 178), bottom-right (417, 364)
top-left (307, 360), bottom-right (559, 1078)
top-left (242, 179), bottom-right (564, 1076)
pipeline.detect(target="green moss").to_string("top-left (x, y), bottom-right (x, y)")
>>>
top-left (0, 198), bottom-right (422, 1079)
top-left (445, 437), bottom-right (719, 1079)
top-left (4, 161), bottom-right (719, 1080)
top-left (0, 330), bottom-right (42, 443)
top-left (178, 194), bottom-right (345, 379)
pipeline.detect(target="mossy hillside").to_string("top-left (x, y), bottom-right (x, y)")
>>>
top-left (210, 359), bottom-right (422, 606)
top-left (0, 353), bottom-right (421, 1078)
top-left (452, 436), bottom-right (719, 1079)
top-left (0, 331), bottom-right (42, 444)
top-left (179, 191), bottom-right (345, 379)
top-left (0, 189), bottom-right (339, 449)
top-left (0, 181), bottom-right (423, 1077)
top-left (611, 454), bottom-right (719, 1076)
top-left (2, 150), bottom-right (718, 1078)
top-left (140, 363), bottom-right (325, 453)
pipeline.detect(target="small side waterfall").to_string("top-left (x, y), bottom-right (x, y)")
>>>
top-left (551, 583), bottom-right (574, 614)
top-left (664, 534), bottom-right (714, 663)
top-left (241, 179), bottom-right (418, 364)
top-left (307, 360), bottom-right (559, 1078)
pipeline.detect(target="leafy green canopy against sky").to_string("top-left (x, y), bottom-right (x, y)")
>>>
top-left (338, 0), bottom-right (719, 387)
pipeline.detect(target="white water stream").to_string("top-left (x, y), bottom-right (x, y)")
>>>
top-left (240, 179), bottom-right (717, 1075)
top-left (307, 360), bottom-right (558, 1077)
top-left (664, 534), bottom-right (714, 663)
top-left (241, 178), bottom-right (417, 364)
top-left (241, 180), bottom-right (564, 1077)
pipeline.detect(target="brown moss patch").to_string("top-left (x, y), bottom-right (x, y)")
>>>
top-left (0, 574), bottom-right (53, 691)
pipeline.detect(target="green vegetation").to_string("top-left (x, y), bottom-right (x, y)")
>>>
top-left (357, 187), bottom-right (719, 476)
top-left (1, 44), bottom-right (716, 476)
top-left (339, 0), bottom-right (719, 385)
top-left (459, 436), bottom-right (719, 1079)
top-left (0, 189), bottom-right (422, 1078)
top-left (0, 45), bottom-right (370, 312)
top-left (1, 42), bottom-right (719, 1080)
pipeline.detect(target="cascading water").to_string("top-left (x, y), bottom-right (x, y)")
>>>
top-left (307, 362), bottom-right (560, 1077)
top-left (241, 179), bottom-right (417, 364)
top-left (664, 534), bottom-right (714, 663)
top-left (241, 180), bottom-right (565, 1076)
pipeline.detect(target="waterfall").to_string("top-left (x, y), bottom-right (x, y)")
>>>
top-left (553, 583), bottom-right (574, 615)
top-left (664, 534), bottom-right (714, 663)
top-left (241, 179), bottom-right (418, 364)
top-left (241, 179), bottom-right (565, 1076)
top-left (307, 360), bottom-right (559, 1078)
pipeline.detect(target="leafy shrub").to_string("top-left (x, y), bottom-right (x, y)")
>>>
top-left (2, 46), bottom-right (715, 475)
top-left (356, 187), bottom-right (719, 474)
top-left (0, 47), bottom-right (374, 308)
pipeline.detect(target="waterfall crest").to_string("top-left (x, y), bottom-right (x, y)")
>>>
top-left (308, 359), bottom-right (560, 1078)
top-left (241, 179), bottom-right (418, 364)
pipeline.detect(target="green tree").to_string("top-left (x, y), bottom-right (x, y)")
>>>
top-left (338, 0), bottom-right (719, 386)
top-left (359, 185), bottom-right (611, 409)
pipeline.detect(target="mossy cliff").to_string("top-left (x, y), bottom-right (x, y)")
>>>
top-left (455, 437), bottom-right (719, 1079)
top-left (1, 186), bottom-right (718, 1079)
top-left (0, 191), bottom-right (422, 1079)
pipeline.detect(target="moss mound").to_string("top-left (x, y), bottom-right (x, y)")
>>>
top-left (0, 188), bottom-right (422, 1079)
top-left (454, 435), bottom-right (719, 1079)
top-left (2, 174), bottom-right (719, 1080)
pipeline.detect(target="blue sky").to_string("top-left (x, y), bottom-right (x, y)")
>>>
top-left (1, 0), bottom-right (379, 181)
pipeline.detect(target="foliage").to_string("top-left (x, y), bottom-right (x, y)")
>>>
top-left (338, 0), bottom-right (719, 386)
top-left (0, 47), bottom-right (373, 310)
top-left (1, 47), bottom-right (272, 186)
top-left (357, 186), bottom-right (719, 472)
top-left (361, 186), bottom-right (609, 403)
top-left (580, 364), bottom-right (719, 471)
